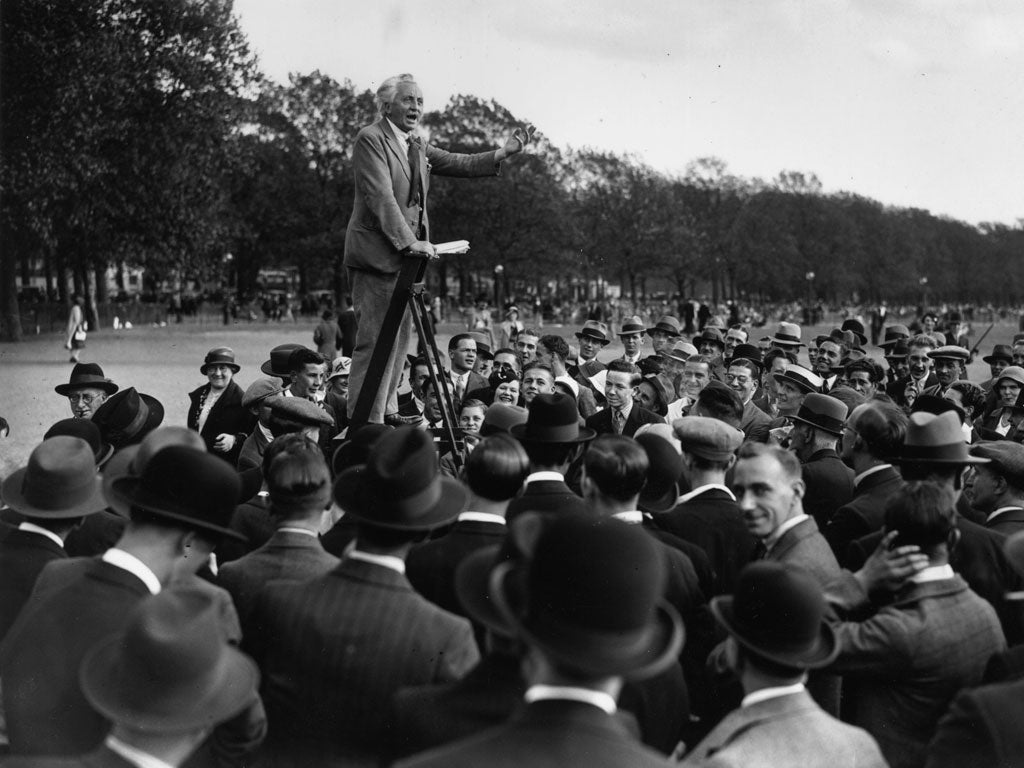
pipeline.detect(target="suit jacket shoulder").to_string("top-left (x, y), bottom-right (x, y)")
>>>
top-left (769, 517), bottom-right (840, 587)
top-left (506, 480), bottom-right (587, 521)
top-left (0, 529), bottom-right (68, 642)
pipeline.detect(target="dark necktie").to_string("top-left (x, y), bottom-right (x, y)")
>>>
top-left (612, 408), bottom-right (626, 435)
top-left (407, 137), bottom-right (423, 208)
top-left (752, 541), bottom-right (769, 560)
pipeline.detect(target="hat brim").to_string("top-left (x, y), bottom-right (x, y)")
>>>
top-left (200, 363), bottom-right (241, 375)
top-left (890, 455), bottom-right (991, 466)
top-left (768, 337), bottom-right (805, 347)
top-left (711, 595), bottom-right (838, 670)
top-left (789, 414), bottom-right (844, 436)
top-left (55, 380), bottom-right (120, 396)
top-left (509, 423), bottom-right (596, 444)
top-left (454, 545), bottom-right (516, 638)
top-left (334, 466), bottom-right (468, 531)
top-left (260, 360), bottom-right (290, 378)
top-left (492, 562), bottom-right (683, 680)
top-left (983, 355), bottom-right (1013, 365)
top-left (108, 475), bottom-right (247, 542)
top-left (771, 374), bottom-right (816, 393)
top-left (0, 468), bottom-right (107, 520)
top-left (638, 483), bottom-right (680, 514)
top-left (575, 332), bottom-right (611, 345)
top-left (80, 632), bottom-right (259, 733)
top-left (647, 327), bottom-right (681, 337)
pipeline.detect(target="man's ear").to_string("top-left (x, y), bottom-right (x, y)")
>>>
top-left (791, 478), bottom-right (806, 502)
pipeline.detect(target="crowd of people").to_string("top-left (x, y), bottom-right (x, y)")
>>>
top-left (4, 303), bottom-right (1024, 768)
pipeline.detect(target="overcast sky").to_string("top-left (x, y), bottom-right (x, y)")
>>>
top-left (233, 0), bottom-right (1023, 226)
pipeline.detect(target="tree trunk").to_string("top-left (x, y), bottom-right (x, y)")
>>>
top-left (0, 222), bottom-right (24, 341)
top-left (44, 250), bottom-right (54, 299)
top-left (94, 262), bottom-right (109, 303)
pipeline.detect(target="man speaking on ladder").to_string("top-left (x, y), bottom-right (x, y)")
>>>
top-left (345, 73), bottom-right (532, 426)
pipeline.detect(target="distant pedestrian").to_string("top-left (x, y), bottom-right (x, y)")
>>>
top-left (64, 294), bottom-right (87, 364)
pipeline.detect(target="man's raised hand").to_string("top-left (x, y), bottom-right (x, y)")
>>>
top-left (497, 125), bottom-right (534, 159)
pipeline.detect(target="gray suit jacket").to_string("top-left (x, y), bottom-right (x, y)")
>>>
top-left (680, 690), bottom-right (886, 768)
top-left (766, 517), bottom-right (841, 588)
top-left (739, 399), bottom-right (771, 443)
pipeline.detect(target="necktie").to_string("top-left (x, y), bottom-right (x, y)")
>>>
top-left (753, 541), bottom-right (769, 560)
top-left (407, 137), bottom-right (423, 208)
top-left (612, 408), bottom-right (626, 435)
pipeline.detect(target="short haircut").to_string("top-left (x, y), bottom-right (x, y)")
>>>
top-left (695, 381), bottom-right (743, 428)
top-left (764, 348), bottom-right (797, 367)
top-left (262, 433), bottom-right (316, 476)
top-left (948, 381), bottom-right (986, 416)
top-left (908, 334), bottom-right (938, 351)
top-left (852, 401), bottom-right (907, 460)
top-left (885, 481), bottom-right (955, 551)
top-left (448, 333), bottom-right (475, 351)
top-left (464, 434), bottom-right (530, 501)
top-left (522, 440), bottom-right (579, 469)
top-left (494, 347), bottom-right (517, 359)
top-left (321, 309), bottom-right (333, 320)
top-left (727, 358), bottom-right (759, 379)
top-left (288, 348), bottom-right (325, 373)
top-left (606, 359), bottom-right (640, 383)
top-left (737, 442), bottom-right (802, 482)
top-left (844, 358), bottom-right (883, 383)
top-left (459, 398), bottom-right (487, 415)
top-left (518, 327), bottom-right (541, 340)
top-left (539, 334), bottom-right (570, 362)
top-left (266, 438), bottom-right (331, 519)
top-left (522, 361), bottom-right (555, 381)
top-left (686, 356), bottom-right (713, 373)
top-left (376, 73), bottom-right (417, 113)
top-left (584, 435), bottom-right (649, 501)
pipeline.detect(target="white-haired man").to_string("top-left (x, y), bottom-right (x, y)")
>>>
top-left (345, 73), bottom-right (532, 427)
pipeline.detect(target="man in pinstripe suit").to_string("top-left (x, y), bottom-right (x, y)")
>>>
top-left (247, 428), bottom-right (479, 768)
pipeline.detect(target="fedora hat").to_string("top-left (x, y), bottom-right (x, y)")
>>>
top-left (91, 388), bottom-right (165, 450)
top-left (711, 561), bottom-right (838, 670)
top-left (618, 316), bottom-right (646, 337)
top-left (331, 423), bottom-right (392, 475)
top-left (102, 427), bottom-right (207, 518)
top-left (693, 327), bottom-right (725, 349)
top-left (200, 347), bottom-right (240, 375)
top-left (768, 322), bottom-right (804, 348)
top-left (480, 403), bottom-right (529, 436)
top-left (841, 319), bottom-right (868, 346)
top-left (664, 340), bottom-right (698, 363)
top-left (772, 364), bottom-right (823, 394)
top-left (109, 445), bottom-right (245, 540)
top-left (885, 339), bottom-right (910, 360)
top-left (894, 411), bottom-right (991, 466)
top-left (635, 432), bottom-right (683, 513)
top-left (491, 514), bottom-right (683, 680)
top-left (260, 343), bottom-right (307, 378)
top-left (2, 436), bottom-right (107, 519)
top-left (879, 324), bottom-right (912, 349)
top-left (468, 332), bottom-right (493, 358)
top-left (575, 320), bottom-right (611, 345)
top-left (80, 588), bottom-right (258, 733)
top-left (647, 315), bottom-right (681, 337)
top-left (55, 363), bottom-right (119, 396)
top-left (44, 417), bottom-right (114, 468)
top-left (510, 392), bottom-right (596, 444)
top-left (983, 345), bottom-right (1014, 365)
top-left (790, 393), bottom-right (849, 436)
top-left (334, 427), bottom-right (467, 531)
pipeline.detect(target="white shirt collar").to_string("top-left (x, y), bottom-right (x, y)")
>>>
top-left (102, 548), bottom-right (161, 595)
top-left (347, 548), bottom-right (406, 575)
top-left (105, 736), bottom-right (175, 768)
top-left (258, 422), bottom-right (274, 442)
top-left (987, 506), bottom-right (1024, 523)
top-left (524, 684), bottom-right (616, 715)
top-left (458, 511), bottom-right (507, 525)
top-left (17, 521), bottom-right (64, 549)
top-left (854, 463), bottom-right (892, 488)
top-left (386, 117), bottom-right (410, 145)
top-left (909, 563), bottom-right (956, 584)
top-left (525, 471), bottom-right (565, 484)
top-left (765, 514), bottom-right (809, 551)
top-left (741, 682), bottom-right (807, 708)
top-left (677, 483), bottom-right (736, 504)
top-left (611, 510), bottom-right (644, 524)
top-left (276, 526), bottom-right (319, 538)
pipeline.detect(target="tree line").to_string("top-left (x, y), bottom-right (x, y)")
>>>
top-left (2, 0), bottom-right (1021, 341)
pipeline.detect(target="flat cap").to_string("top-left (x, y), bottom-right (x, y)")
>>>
top-left (971, 442), bottom-right (1024, 489)
top-left (269, 397), bottom-right (334, 427)
top-left (927, 345), bottom-right (970, 361)
top-left (672, 416), bottom-right (744, 461)
top-left (241, 379), bottom-right (284, 408)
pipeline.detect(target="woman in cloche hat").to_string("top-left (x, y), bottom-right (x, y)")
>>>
top-left (186, 347), bottom-right (255, 465)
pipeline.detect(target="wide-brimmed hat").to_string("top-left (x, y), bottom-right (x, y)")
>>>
top-left (491, 514), bottom-right (683, 680)
top-left (509, 393), bottom-right (596, 444)
top-left (44, 417), bottom-right (114, 468)
top-left (983, 345), bottom-right (1014, 365)
top-left (55, 363), bottom-right (119, 397)
top-left (618, 316), bottom-right (646, 337)
top-left (575, 320), bottom-right (611, 345)
top-left (772, 364), bottom-right (823, 394)
top-left (893, 411), bottom-right (991, 466)
top-left (768, 322), bottom-right (804, 348)
top-left (109, 445), bottom-right (245, 540)
top-left (841, 319), bottom-right (868, 346)
top-left (664, 341), bottom-right (698, 363)
top-left (91, 388), bottom-right (165, 450)
top-left (1, 436), bottom-right (107, 519)
top-left (693, 327), bottom-right (725, 349)
top-left (80, 588), bottom-right (258, 733)
top-left (102, 427), bottom-right (207, 518)
top-left (635, 432), bottom-right (683, 513)
top-left (997, 367), bottom-right (1024, 389)
top-left (711, 561), bottom-right (838, 670)
top-left (885, 339), bottom-right (910, 360)
top-left (879, 324), bottom-right (911, 349)
top-left (260, 343), bottom-right (307, 378)
top-left (334, 427), bottom-right (467, 531)
top-left (327, 356), bottom-right (352, 382)
top-left (200, 347), bottom-right (240, 375)
top-left (647, 315), bottom-right (681, 337)
top-left (927, 345), bottom-right (970, 362)
top-left (790, 393), bottom-right (848, 436)
top-left (479, 403), bottom-right (529, 436)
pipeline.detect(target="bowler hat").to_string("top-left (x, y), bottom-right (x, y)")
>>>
top-left (102, 427), bottom-right (208, 518)
top-left (768, 322), bottom-right (804, 348)
top-left (268, 397), bottom-right (334, 427)
top-left (200, 347), bottom-right (240, 375)
top-left (334, 427), bottom-right (467, 531)
top-left (575, 320), bottom-right (611, 345)
top-left (241, 378), bottom-right (283, 409)
top-left (109, 445), bottom-right (245, 540)
top-left (841, 319), bottom-right (868, 346)
top-left (510, 393), bottom-right (596, 444)
top-left (1, 436), bottom-right (107, 519)
top-left (91, 388), bottom-right (165, 449)
top-left (260, 343), bottom-right (307, 378)
top-left (618, 316), bottom-right (646, 337)
top-left (790, 393), bottom-right (848, 436)
top-left (983, 345), bottom-right (1014, 365)
top-left (894, 411), bottom-right (991, 466)
top-left (711, 562), bottom-right (838, 670)
top-left (647, 315), bottom-right (681, 337)
top-left (80, 588), bottom-right (258, 733)
top-left (879, 324), bottom-right (911, 349)
top-left (693, 327), bottom-right (725, 349)
top-left (55, 363), bottom-right (119, 396)
top-left (673, 417), bottom-right (744, 461)
top-left (664, 341), bottom-right (699, 363)
top-left (927, 345), bottom-right (970, 362)
top-left (44, 417), bottom-right (113, 468)
top-left (491, 514), bottom-right (683, 679)
top-left (772, 364), bottom-right (823, 394)
top-left (726, 344), bottom-right (764, 374)
top-left (635, 432), bottom-right (683, 513)
top-left (479, 403), bottom-right (529, 436)
top-left (971, 442), bottom-right (1024, 489)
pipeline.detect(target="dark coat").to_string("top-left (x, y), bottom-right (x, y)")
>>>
top-left (822, 465), bottom-right (904, 564)
top-left (248, 558), bottom-right (479, 768)
top-left (926, 676), bottom-right (1024, 768)
top-left (800, 449), bottom-right (855, 530)
top-left (395, 699), bottom-right (675, 768)
top-left (586, 403), bottom-right (664, 438)
top-left (236, 425), bottom-right (271, 472)
top-left (3, 745), bottom-right (137, 768)
top-left (739, 399), bottom-right (772, 443)
top-left (63, 510), bottom-right (127, 558)
top-left (187, 380), bottom-right (255, 466)
top-left (0, 527), bottom-right (67, 643)
top-left (506, 478), bottom-right (588, 522)
top-left (985, 506), bottom-right (1024, 535)
top-left (887, 372), bottom-right (939, 407)
top-left (218, 494), bottom-right (274, 565)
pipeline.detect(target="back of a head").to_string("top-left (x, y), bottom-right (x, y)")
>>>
top-left (605, 358), bottom-right (639, 378)
top-left (266, 439), bottom-right (331, 521)
top-left (737, 441), bottom-right (802, 482)
top-left (584, 434), bottom-right (649, 502)
top-left (288, 348), bottom-right (325, 373)
top-left (696, 380), bottom-right (743, 428)
top-left (884, 480), bottom-right (955, 553)
top-left (851, 401), bottom-right (907, 461)
top-left (464, 434), bottom-right (530, 502)
top-left (539, 334), bottom-right (570, 362)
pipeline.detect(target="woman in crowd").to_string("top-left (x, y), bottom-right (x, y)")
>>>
top-left (187, 347), bottom-right (255, 465)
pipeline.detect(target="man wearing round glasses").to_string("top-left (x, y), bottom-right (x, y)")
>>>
top-left (54, 363), bottom-right (119, 419)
